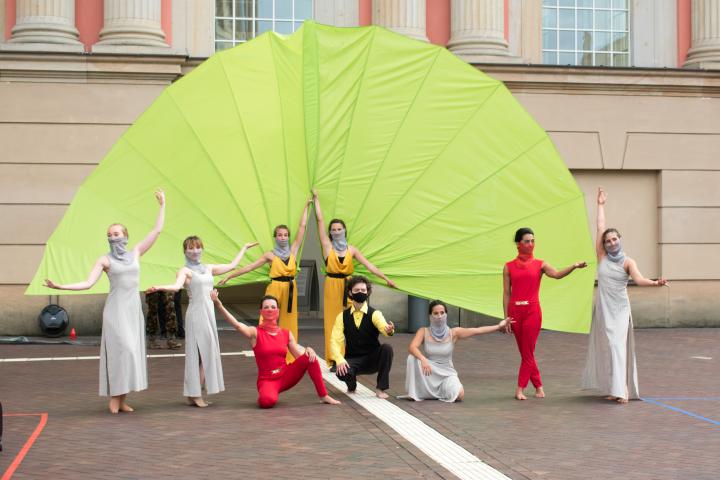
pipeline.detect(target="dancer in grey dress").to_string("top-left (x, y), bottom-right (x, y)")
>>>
top-left (405, 300), bottom-right (511, 402)
top-left (582, 188), bottom-right (667, 403)
top-left (148, 235), bottom-right (257, 407)
top-left (44, 190), bottom-right (166, 414)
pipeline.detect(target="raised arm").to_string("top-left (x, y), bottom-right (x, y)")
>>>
top-left (136, 190), bottom-right (166, 257)
top-left (44, 256), bottom-right (108, 291)
top-left (596, 187), bottom-right (607, 258)
top-left (352, 247), bottom-right (397, 288)
top-left (312, 189), bottom-right (332, 257)
top-left (626, 258), bottom-right (668, 287)
top-left (290, 198), bottom-right (312, 256)
top-left (217, 252), bottom-right (272, 285)
top-left (542, 261), bottom-right (588, 279)
top-left (147, 268), bottom-right (190, 293)
top-left (211, 242), bottom-right (259, 276)
top-left (210, 289), bottom-right (257, 340)
top-left (453, 317), bottom-right (511, 340)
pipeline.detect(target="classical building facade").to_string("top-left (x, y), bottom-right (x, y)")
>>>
top-left (1, 0), bottom-right (719, 334)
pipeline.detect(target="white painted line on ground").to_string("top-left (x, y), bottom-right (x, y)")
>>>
top-left (691, 356), bottom-right (712, 360)
top-left (319, 359), bottom-right (511, 480)
top-left (0, 351), bottom-right (255, 362)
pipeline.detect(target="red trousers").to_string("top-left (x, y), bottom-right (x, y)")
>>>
top-left (510, 303), bottom-right (543, 389)
top-left (256, 354), bottom-right (328, 408)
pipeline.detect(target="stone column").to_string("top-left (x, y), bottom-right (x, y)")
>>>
top-left (684, 0), bottom-right (720, 69)
top-left (448, 0), bottom-right (519, 63)
top-left (94, 0), bottom-right (168, 51)
top-left (3, 0), bottom-right (83, 52)
top-left (372, 0), bottom-right (428, 42)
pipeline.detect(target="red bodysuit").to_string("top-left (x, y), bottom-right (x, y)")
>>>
top-left (506, 257), bottom-right (544, 389)
top-left (253, 327), bottom-right (327, 408)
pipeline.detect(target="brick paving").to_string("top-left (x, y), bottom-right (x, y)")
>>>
top-left (1, 327), bottom-right (719, 479)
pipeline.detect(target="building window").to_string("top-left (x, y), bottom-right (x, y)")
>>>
top-left (541, 0), bottom-right (630, 67)
top-left (215, 0), bottom-right (313, 51)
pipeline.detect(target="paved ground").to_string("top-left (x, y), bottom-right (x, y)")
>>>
top-left (1, 327), bottom-right (719, 479)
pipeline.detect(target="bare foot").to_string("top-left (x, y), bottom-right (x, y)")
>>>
top-left (376, 390), bottom-right (389, 399)
top-left (616, 397), bottom-right (629, 404)
top-left (535, 387), bottom-right (545, 398)
top-left (108, 398), bottom-right (120, 414)
top-left (119, 403), bottom-right (134, 412)
top-left (605, 395), bottom-right (618, 401)
top-left (321, 395), bottom-right (341, 405)
top-left (187, 397), bottom-right (209, 408)
top-left (515, 387), bottom-right (527, 400)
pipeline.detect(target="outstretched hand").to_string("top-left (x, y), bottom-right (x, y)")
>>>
top-left (43, 279), bottom-right (60, 289)
top-left (656, 278), bottom-right (669, 286)
top-left (244, 241), bottom-right (259, 249)
top-left (597, 187), bottom-right (607, 205)
top-left (217, 277), bottom-right (229, 286)
top-left (312, 188), bottom-right (318, 199)
top-left (386, 279), bottom-right (397, 289)
top-left (499, 317), bottom-right (515, 334)
top-left (145, 286), bottom-right (159, 294)
top-left (574, 261), bottom-right (588, 269)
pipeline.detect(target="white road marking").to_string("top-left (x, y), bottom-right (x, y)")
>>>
top-left (0, 351), bottom-right (255, 362)
top-left (319, 359), bottom-right (511, 480)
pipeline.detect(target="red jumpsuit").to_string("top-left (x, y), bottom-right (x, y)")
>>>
top-left (253, 327), bottom-right (328, 408)
top-left (506, 257), bottom-right (544, 389)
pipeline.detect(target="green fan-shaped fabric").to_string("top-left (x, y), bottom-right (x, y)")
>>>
top-left (26, 22), bottom-right (595, 333)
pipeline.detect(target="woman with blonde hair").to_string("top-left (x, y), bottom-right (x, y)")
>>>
top-left (44, 190), bottom-right (166, 414)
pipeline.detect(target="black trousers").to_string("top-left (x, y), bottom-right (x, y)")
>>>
top-left (337, 343), bottom-right (394, 391)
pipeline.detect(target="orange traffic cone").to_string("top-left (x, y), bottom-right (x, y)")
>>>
top-left (70, 328), bottom-right (77, 341)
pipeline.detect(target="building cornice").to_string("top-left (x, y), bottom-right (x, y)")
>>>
top-left (476, 63), bottom-right (720, 97)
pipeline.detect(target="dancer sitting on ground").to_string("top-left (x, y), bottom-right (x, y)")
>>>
top-left (147, 236), bottom-right (258, 407)
top-left (211, 290), bottom-right (340, 408)
top-left (582, 187), bottom-right (667, 404)
top-left (311, 189), bottom-right (397, 367)
top-left (405, 300), bottom-right (512, 402)
top-left (219, 199), bottom-right (312, 358)
top-left (44, 190), bottom-right (165, 414)
top-left (503, 227), bottom-right (587, 401)
top-left (331, 276), bottom-right (395, 399)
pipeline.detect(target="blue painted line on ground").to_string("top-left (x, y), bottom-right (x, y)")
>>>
top-left (641, 397), bottom-right (720, 427)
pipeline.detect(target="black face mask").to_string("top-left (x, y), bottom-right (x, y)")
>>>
top-left (350, 292), bottom-right (368, 304)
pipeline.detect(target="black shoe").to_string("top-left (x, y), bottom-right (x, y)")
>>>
top-left (345, 376), bottom-right (357, 393)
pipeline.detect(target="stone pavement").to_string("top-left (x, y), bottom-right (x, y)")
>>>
top-left (1, 327), bottom-right (718, 479)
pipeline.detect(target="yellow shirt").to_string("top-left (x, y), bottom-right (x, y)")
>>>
top-left (330, 302), bottom-right (393, 365)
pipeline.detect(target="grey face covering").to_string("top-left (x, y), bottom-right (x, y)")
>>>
top-left (604, 239), bottom-right (626, 264)
top-left (429, 313), bottom-right (450, 342)
top-left (184, 248), bottom-right (207, 274)
top-left (331, 229), bottom-right (348, 253)
top-left (108, 237), bottom-right (134, 265)
top-left (272, 238), bottom-right (290, 261)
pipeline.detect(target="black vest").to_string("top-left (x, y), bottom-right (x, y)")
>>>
top-left (343, 306), bottom-right (380, 358)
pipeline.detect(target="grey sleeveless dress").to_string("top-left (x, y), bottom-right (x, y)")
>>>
top-left (99, 255), bottom-right (148, 396)
top-left (405, 329), bottom-right (462, 402)
top-left (183, 267), bottom-right (225, 397)
top-left (582, 257), bottom-right (639, 399)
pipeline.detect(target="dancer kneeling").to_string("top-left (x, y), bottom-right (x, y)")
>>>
top-left (405, 300), bottom-right (512, 402)
top-left (332, 276), bottom-right (395, 399)
top-left (211, 291), bottom-right (340, 408)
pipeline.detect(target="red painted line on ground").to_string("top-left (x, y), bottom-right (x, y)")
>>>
top-left (1, 413), bottom-right (48, 480)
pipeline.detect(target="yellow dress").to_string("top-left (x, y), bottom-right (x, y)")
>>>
top-left (323, 249), bottom-right (354, 363)
top-left (265, 255), bottom-right (298, 362)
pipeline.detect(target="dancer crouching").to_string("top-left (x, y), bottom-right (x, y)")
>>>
top-left (211, 290), bottom-right (340, 408)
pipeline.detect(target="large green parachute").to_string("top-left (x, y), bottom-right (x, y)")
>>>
top-left (26, 22), bottom-right (595, 333)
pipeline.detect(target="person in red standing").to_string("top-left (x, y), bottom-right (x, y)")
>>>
top-left (503, 227), bottom-right (587, 401)
top-left (211, 290), bottom-right (340, 408)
